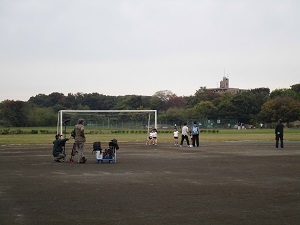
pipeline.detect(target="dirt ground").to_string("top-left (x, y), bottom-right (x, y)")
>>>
top-left (0, 141), bottom-right (299, 225)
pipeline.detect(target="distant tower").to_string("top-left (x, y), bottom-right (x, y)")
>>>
top-left (220, 77), bottom-right (229, 88)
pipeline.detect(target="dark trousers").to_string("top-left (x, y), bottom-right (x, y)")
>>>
top-left (276, 134), bottom-right (283, 148)
top-left (192, 134), bottom-right (199, 147)
top-left (180, 135), bottom-right (190, 146)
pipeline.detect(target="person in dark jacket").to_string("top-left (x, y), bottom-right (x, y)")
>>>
top-left (53, 134), bottom-right (70, 162)
top-left (275, 119), bottom-right (284, 149)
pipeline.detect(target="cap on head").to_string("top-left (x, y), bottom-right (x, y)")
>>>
top-left (55, 134), bottom-right (63, 139)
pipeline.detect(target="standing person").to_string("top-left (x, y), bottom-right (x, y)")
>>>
top-left (275, 119), bottom-right (284, 149)
top-left (191, 121), bottom-right (200, 147)
top-left (53, 134), bottom-right (70, 162)
top-left (173, 127), bottom-right (179, 146)
top-left (69, 129), bottom-right (76, 162)
top-left (74, 118), bottom-right (87, 163)
top-left (152, 128), bottom-right (158, 146)
top-left (180, 123), bottom-right (191, 147)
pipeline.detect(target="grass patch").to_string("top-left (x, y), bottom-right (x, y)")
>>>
top-left (0, 127), bottom-right (299, 145)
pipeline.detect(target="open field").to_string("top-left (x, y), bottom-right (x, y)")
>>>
top-left (0, 128), bottom-right (300, 145)
top-left (0, 142), bottom-right (299, 225)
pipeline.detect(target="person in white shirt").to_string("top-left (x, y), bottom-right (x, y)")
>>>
top-left (173, 127), bottom-right (179, 146)
top-left (152, 128), bottom-right (158, 146)
top-left (180, 123), bottom-right (191, 147)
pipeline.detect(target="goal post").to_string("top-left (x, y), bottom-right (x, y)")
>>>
top-left (57, 109), bottom-right (157, 136)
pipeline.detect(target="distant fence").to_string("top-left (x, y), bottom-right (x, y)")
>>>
top-left (157, 119), bottom-right (239, 129)
top-left (189, 119), bottom-right (239, 129)
top-left (81, 119), bottom-right (239, 130)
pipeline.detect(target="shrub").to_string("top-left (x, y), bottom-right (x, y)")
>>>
top-left (40, 130), bottom-right (49, 134)
top-left (1, 129), bottom-right (10, 135)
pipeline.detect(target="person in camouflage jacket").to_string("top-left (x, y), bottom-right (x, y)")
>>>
top-left (74, 118), bottom-right (87, 163)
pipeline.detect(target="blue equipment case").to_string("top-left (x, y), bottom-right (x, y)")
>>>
top-left (93, 140), bottom-right (119, 164)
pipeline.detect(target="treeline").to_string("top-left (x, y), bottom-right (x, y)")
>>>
top-left (1, 84), bottom-right (300, 127)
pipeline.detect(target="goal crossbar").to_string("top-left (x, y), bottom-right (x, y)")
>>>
top-left (57, 109), bottom-right (157, 135)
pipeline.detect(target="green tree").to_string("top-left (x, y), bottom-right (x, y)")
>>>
top-left (48, 92), bottom-right (65, 107)
top-left (188, 87), bottom-right (222, 107)
top-left (270, 88), bottom-right (299, 100)
top-left (150, 96), bottom-right (166, 112)
top-left (249, 88), bottom-right (270, 95)
top-left (166, 94), bottom-right (186, 108)
top-left (216, 98), bottom-right (236, 119)
top-left (64, 93), bottom-right (77, 109)
top-left (27, 107), bottom-right (57, 126)
top-left (160, 107), bottom-right (189, 126)
top-left (0, 100), bottom-right (29, 126)
top-left (191, 101), bottom-right (216, 119)
top-left (290, 83), bottom-right (300, 94)
top-left (28, 94), bottom-right (49, 107)
top-left (114, 95), bottom-right (145, 110)
top-left (260, 97), bottom-right (300, 123)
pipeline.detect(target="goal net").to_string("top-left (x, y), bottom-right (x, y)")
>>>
top-left (57, 110), bottom-right (157, 136)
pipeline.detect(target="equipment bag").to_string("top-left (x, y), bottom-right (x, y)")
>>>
top-left (93, 142), bottom-right (102, 151)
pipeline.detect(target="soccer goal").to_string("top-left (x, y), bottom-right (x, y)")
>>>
top-left (57, 109), bottom-right (157, 136)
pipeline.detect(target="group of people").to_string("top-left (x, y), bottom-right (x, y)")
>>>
top-left (174, 121), bottom-right (200, 147)
top-left (177, 119), bottom-right (285, 149)
top-left (146, 128), bottom-right (158, 146)
top-left (146, 121), bottom-right (201, 148)
top-left (174, 119), bottom-right (285, 149)
top-left (52, 118), bottom-right (87, 163)
top-left (53, 119), bottom-right (285, 162)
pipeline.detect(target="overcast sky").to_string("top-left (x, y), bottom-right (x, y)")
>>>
top-left (1, 0), bottom-right (299, 101)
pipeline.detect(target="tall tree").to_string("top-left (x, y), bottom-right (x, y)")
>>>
top-left (114, 95), bottom-right (144, 110)
top-left (153, 90), bottom-right (174, 102)
top-left (28, 94), bottom-right (49, 107)
top-left (260, 97), bottom-right (300, 123)
top-left (160, 107), bottom-right (189, 126)
top-left (249, 88), bottom-right (270, 95)
top-left (0, 100), bottom-right (29, 126)
top-left (290, 83), bottom-right (300, 94)
top-left (166, 94), bottom-right (186, 108)
top-left (189, 87), bottom-right (222, 107)
top-left (270, 89), bottom-right (299, 100)
top-left (191, 101), bottom-right (217, 119)
top-left (27, 107), bottom-right (57, 126)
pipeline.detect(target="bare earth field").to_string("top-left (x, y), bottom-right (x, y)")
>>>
top-left (0, 141), bottom-right (299, 225)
